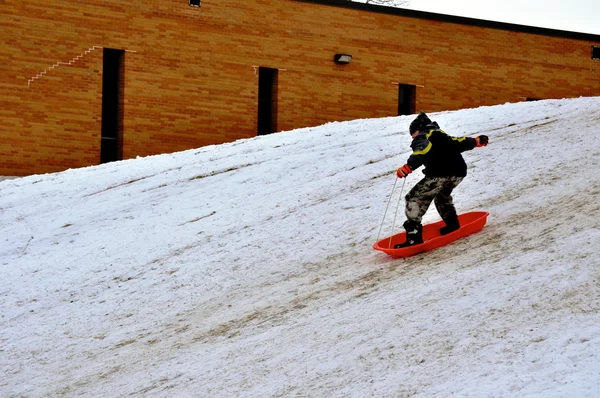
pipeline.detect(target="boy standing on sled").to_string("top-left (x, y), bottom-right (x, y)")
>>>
top-left (394, 111), bottom-right (488, 248)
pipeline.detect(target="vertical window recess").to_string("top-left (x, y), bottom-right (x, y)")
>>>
top-left (101, 48), bottom-right (124, 164)
top-left (398, 84), bottom-right (416, 116)
top-left (257, 67), bottom-right (278, 136)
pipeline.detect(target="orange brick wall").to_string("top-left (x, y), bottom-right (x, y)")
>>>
top-left (1, 0), bottom-right (599, 175)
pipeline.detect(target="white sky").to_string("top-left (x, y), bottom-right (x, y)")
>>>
top-left (404, 0), bottom-right (600, 35)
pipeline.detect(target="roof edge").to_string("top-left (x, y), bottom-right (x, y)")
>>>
top-left (296, 0), bottom-right (600, 42)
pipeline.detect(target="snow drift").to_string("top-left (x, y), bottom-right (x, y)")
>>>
top-left (1, 97), bottom-right (599, 397)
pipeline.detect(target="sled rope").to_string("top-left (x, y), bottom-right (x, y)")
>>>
top-left (388, 178), bottom-right (406, 249)
top-left (376, 177), bottom-right (406, 248)
top-left (376, 177), bottom-right (397, 244)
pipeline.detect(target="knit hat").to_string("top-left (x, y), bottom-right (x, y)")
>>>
top-left (409, 111), bottom-right (431, 135)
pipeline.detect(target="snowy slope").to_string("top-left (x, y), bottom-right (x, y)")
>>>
top-left (1, 97), bottom-right (599, 397)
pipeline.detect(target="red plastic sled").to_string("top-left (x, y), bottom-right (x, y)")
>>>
top-left (373, 211), bottom-right (489, 258)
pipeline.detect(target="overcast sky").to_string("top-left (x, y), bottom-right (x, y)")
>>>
top-left (402, 0), bottom-right (600, 35)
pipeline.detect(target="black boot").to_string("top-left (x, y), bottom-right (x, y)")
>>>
top-left (440, 214), bottom-right (460, 235)
top-left (394, 220), bottom-right (423, 248)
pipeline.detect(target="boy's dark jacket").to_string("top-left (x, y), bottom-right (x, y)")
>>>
top-left (407, 122), bottom-right (477, 177)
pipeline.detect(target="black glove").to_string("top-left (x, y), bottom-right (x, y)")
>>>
top-left (475, 135), bottom-right (488, 147)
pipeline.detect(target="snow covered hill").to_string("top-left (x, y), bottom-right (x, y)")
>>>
top-left (1, 97), bottom-right (599, 397)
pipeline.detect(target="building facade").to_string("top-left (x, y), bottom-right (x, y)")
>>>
top-left (2, 0), bottom-right (600, 175)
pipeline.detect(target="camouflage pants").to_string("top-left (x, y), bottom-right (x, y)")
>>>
top-left (405, 176), bottom-right (464, 225)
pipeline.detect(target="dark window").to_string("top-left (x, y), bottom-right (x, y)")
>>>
top-left (398, 84), bottom-right (416, 116)
top-left (257, 67), bottom-right (278, 136)
top-left (101, 48), bottom-right (124, 164)
top-left (526, 98), bottom-right (542, 101)
top-left (592, 46), bottom-right (600, 60)
top-left (189, 0), bottom-right (200, 7)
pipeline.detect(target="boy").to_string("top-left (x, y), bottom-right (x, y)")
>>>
top-left (395, 111), bottom-right (488, 248)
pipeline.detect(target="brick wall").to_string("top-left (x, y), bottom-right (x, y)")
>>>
top-left (1, 0), bottom-right (599, 175)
